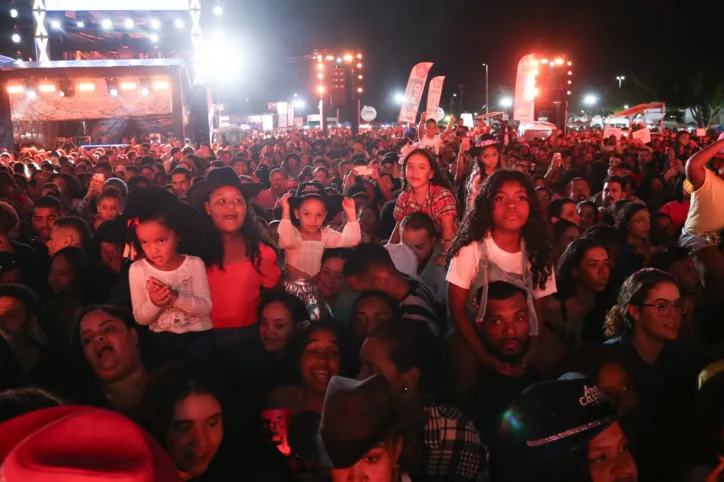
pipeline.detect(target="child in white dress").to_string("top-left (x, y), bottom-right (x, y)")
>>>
top-left (277, 181), bottom-right (360, 278)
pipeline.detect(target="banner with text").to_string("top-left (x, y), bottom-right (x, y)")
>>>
top-left (513, 54), bottom-right (537, 123)
top-left (425, 76), bottom-right (446, 119)
top-left (399, 62), bottom-right (434, 124)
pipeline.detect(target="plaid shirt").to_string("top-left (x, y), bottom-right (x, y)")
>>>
top-left (421, 403), bottom-right (488, 481)
top-left (393, 184), bottom-right (458, 234)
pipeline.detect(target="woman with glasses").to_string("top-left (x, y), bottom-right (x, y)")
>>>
top-left (615, 202), bottom-right (652, 279)
top-left (604, 268), bottom-right (705, 481)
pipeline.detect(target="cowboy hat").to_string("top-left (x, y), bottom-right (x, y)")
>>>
top-left (288, 181), bottom-right (343, 217)
top-left (0, 405), bottom-right (183, 482)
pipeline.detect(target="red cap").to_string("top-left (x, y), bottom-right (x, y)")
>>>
top-left (0, 406), bottom-right (183, 482)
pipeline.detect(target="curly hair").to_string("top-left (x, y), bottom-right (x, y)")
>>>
top-left (400, 148), bottom-right (453, 192)
top-left (603, 268), bottom-right (676, 338)
top-left (446, 169), bottom-right (552, 290)
top-left (614, 201), bottom-right (648, 236)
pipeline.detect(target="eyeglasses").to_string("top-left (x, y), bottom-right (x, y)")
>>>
top-left (640, 299), bottom-right (688, 316)
top-left (631, 217), bottom-right (651, 224)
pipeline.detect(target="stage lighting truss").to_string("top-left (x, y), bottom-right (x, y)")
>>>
top-left (31, 0), bottom-right (206, 85)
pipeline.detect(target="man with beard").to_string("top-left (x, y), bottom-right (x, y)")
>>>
top-left (462, 281), bottom-right (542, 479)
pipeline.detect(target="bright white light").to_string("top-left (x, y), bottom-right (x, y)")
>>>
top-left (293, 99), bottom-right (305, 108)
top-left (213, 5), bottom-right (222, 15)
top-left (101, 19), bottom-right (112, 29)
top-left (394, 93), bottom-right (405, 105)
top-left (11, 33), bottom-right (20, 43)
top-left (293, 93), bottom-right (297, 97)
top-left (212, 30), bottom-right (223, 41)
top-left (124, 18), bottom-right (134, 29)
top-left (624, 104), bottom-right (629, 109)
top-left (110, 88), bottom-right (118, 96)
top-left (10, 8), bottom-right (18, 18)
top-left (151, 19), bottom-right (161, 29)
top-left (59, 91), bottom-right (65, 97)
top-left (584, 94), bottom-right (597, 106)
top-left (150, 33), bottom-right (159, 42)
top-left (51, 19), bottom-right (61, 29)
top-left (77, 21), bottom-right (84, 27)
top-left (141, 87), bottom-right (149, 96)
top-left (336, 57), bottom-right (342, 63)
top-left (174, 19), bottom-right (184, 28)
top-left (27, 90), bottom-right (37, 99)
top-left (499, 97), bottom-right (513, 108)
top-left (199, 42), bottom-right (242, 81)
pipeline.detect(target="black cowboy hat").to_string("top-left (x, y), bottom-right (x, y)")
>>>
top-left (287, 375), bottom-right (425, 469)
top-left (476, 133), bottom-right (502, 148)
top-left (288, 181), bottom-right (343, 216)
top-left (500, 374), bottom-right (619, 480)
top-left (187, 167), bottom-right (264, 213)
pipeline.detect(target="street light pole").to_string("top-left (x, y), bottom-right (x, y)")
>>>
top-left (482, 63), bottom-right (489, 114)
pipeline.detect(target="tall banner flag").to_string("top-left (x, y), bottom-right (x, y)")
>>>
top-left (399, 62), bottom-right (434, 124)
top-left (513, 54), bottom-right (537, 123)
top-left (425, 76), bottom-right (445, 119)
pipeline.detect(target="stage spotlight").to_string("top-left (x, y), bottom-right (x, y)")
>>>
top-left (51, 20), bottom-right (61, 29)
top-left (124, 18), bottom-right (134, 29)
top-left (10, 8), bottom-right (18, 18)
top-left (27, 90), bottom-right (37, 99)
top-left (38, 84), bottom-right (56, 93)
top-left (6, 85), bottom-right (24, 94)
top-left (174, 19), bottom-right (184, 28)
top-left (11, 33), bottom-right (21, 43)
top-left (59, 91), bottom-right (65, 97)
top-left (213, 5), bottom-right (222, 15)
top-left (120, 82), bottom-right (137, 90)
top-left (141, 87), bottom-right (150, 96)
top-left (110, 88), bottom-right (118, 96)
top-left (78, 82), bottom-right (95, 92)
top-left (151, 19), bottom-right (161, 29)
top-left (77, 21), bottom-right (84, 27)
top-left (153, 80), bottom-right (169, 89)
top-left (150, 34), bottom-right (159, 42)
top-left (101, 19), bottom-right (112, 29)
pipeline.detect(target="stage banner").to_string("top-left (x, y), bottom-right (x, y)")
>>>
top-left (513, 54), bottom-right (537, 123)
top-left (425, 76), bottom-right (445, 119)
top-left (399, 62), bottom-right (433, 124)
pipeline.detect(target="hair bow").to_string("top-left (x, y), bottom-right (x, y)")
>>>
top-left (398, 142), bottom-right (420, 165)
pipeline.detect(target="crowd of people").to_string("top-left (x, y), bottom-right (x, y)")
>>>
top-left (1, 117), bottom-right (724, 482)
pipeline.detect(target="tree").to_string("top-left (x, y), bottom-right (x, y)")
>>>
top-left (686, 71), bottom-right (724, 127)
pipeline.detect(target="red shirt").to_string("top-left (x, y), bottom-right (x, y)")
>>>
top-left (206, 243), bottom-right (281, 328)
top-left (393, 184), bottom-right (458, 232)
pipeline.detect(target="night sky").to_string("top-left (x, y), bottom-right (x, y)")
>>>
top-left (213, 0), bottom-right (721, 120)
top-left (2, 0), bottom-right (721, 122)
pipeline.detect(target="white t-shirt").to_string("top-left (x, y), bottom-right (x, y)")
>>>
top-left (129, 255), bottom-right (213, 333)
top-left (446, 236), bottom-right (557, 299)
top-left (420, 134), bottom-right (442, 154)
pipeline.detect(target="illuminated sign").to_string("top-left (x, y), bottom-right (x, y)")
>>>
top-left (45, 0), bottom-right (189, 11)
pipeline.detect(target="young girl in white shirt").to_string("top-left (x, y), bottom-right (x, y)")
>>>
top-left (128, 195), bottom-right (213, 368)
top-left (446, 170), bottom-right (556, 394)
top-left (277, 181), bottom-right (360, 278)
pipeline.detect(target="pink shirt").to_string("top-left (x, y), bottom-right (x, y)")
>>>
top-left (206, 244), bottom-right (281, 328)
